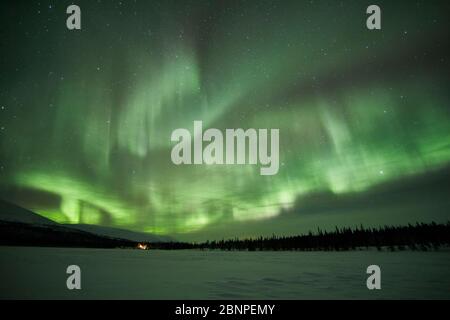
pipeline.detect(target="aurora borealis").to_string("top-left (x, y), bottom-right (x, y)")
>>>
top-left (0, 0), bottom-right (449, 241)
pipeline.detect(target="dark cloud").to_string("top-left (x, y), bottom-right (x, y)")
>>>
top-left (286, 165), bottom-right (450, 216)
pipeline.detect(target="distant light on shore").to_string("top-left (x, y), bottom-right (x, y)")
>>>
top-left (137, 243), bottom-right (148, 250)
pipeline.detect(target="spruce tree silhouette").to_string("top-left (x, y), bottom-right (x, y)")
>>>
top-left (149, 221), bottom-right (450, 251)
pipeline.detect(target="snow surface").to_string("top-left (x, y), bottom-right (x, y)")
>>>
top-left (0, 247), bottom-right (449, 299)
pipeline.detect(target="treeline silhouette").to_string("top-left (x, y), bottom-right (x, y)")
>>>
top-left (150, 221), bottom-right (450, 251)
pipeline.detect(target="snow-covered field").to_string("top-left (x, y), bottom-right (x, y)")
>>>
top-left (0, 246), bottom-right (449, 299)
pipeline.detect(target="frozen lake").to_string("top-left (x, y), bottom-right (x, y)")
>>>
top-left (0, 246), bottom-right (449, 299)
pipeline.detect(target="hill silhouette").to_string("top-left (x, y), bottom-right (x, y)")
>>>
top-left (0, 199), bottom-right (170, 246)
top-left (0, 199), bottom-right (57, 225)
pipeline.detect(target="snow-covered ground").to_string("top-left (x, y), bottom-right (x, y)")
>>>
top-left (0, 246), bottom-right (449, 299)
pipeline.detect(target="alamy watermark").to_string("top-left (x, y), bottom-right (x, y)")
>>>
top-left (66, 5), bottom-right (380, 31)
top-left (66, 265), bottom-right (81, 290)
top-left (366, 265), bottom-right (381, 290)
top-left (171, 121), bottom-right (280, 176)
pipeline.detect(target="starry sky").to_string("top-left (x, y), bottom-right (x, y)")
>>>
top-left (0, 0), bottom-right (449, 241)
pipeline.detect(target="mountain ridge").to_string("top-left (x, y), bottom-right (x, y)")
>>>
top-left (0, 199), bottom-right (171, 244)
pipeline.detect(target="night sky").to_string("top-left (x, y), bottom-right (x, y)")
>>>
top-left (0, 0), bottom-right (449, 241)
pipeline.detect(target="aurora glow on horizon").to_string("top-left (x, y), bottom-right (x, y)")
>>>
top-left (1, 0), bottom-right (449, 241)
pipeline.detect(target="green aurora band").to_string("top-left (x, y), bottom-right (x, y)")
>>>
top-left (0, 0), bottom-right (449, 241)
